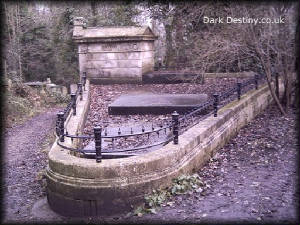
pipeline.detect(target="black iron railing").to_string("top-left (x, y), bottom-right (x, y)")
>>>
top-left (57, 119), bottom-right (175, 161)
top-left (55, 73), bottom-right (86, 139)
top-left (56, 73), bottom-right (269, 162)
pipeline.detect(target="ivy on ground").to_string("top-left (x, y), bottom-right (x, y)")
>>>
top-left (134, 173), bottom-right (209, 217)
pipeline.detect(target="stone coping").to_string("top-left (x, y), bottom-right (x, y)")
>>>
top-left (204, 71), bottom-right (255, 78)
top-left (63, 80), bottom-right (90, 148)
top-left (73, 27), bottom-right (157, 43)
top-left (142, 71), bottom-right (255, 84)
top-left (73, 21), bottom-right (158, 43)
top-left (74, 36), bottom-right (157, 43)
top-left (46, 79), bottom-right (283, 217)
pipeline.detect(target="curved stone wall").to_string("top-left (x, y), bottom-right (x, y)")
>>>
top-left (46, 81), bottom-right (282, 217)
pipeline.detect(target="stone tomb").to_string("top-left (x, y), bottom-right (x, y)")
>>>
top-left (73, 17), bottom-right (157, 84)
top-left (108, 93), bottom-right (208, 114)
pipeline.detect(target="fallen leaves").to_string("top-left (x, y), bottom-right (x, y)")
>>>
top-left (83, 79), bottom-right (243, 149)
top-left (133, 173), bottom-right (209, 217)
top-left (251, 182), bottom-right (261, 187)
top-left (166, 201), bottom-right (175, 206)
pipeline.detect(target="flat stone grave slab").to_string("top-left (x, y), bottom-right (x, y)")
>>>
top-left (108, 93), bottom-right (208, 115)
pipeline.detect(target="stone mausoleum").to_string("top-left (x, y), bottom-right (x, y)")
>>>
top-left (73, 17), bottom-right (157, 84)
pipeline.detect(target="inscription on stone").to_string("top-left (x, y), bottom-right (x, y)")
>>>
top-left (101, 43), bottom-right (139, 52)
top-left (103, 44), bottom-right (113, 51)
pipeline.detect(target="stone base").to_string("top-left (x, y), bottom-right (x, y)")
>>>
top-left (46, 170), bottom-right (147, 217)
top-left (31, 197), bottom-right (64, 221)
top-left (46, 80), bottom-right (282, 217)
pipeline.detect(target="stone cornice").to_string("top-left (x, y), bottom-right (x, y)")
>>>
top-left (73, 35), bottom-right (158, 44)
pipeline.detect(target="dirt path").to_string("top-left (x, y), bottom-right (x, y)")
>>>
top-left (2, 108), bottom-right (61, 223)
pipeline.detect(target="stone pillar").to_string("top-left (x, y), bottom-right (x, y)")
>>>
top-left (78, 44), bottom-right (87, 81)
top-left (74, 17), bottom-right (87, 80)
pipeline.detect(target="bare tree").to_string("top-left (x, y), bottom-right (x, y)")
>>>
top-left (239, 3), bottom-right (297, 114)
top-left (164, 1), bottom-right (298, 114)
top-left (3, 1), bottom-right (23, 81)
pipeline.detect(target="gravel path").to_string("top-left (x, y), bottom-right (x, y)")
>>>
top-left (2, 107), bottom-right (61, 223)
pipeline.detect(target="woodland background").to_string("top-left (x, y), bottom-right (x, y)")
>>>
top-left (2, 1), bottom-right (299, 113)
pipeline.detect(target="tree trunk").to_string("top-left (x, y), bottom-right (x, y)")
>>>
top-left (250, 23), bottom-right (287, 116)
top-left (262, 56), bottom-right (286, 115)
top-left (16, 4), bottom-right (23, 81)
top-left (165, 24), bottom-right (173, 67)
top-left (91, 1), bottom-right (97, 26)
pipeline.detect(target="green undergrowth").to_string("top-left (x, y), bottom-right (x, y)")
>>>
top-left (133, 173), bottom-right (208, 217)
top-left (4, 81), bottom-right (69, 128)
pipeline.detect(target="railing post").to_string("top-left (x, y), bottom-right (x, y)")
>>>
top-left (237, 82), bottom-right (241, 100)
top-left (94, 126), bottom-right (102, 163)
top-left (57, 112), bottom-right (65, 142)
top-left (82, 72), bottom-right (87, 91)
top-left (213, 94), bottom-right (219, 117)
top-left (172, 111), bottom-right (179, 144)
top-left (77, 83), bottom-right (83, 100)
top-left (254, 74), bottom-right (259, 90)
top-left (275, 74), bottom-right (279, 98)
top-left (71, 93), bottom-right (76, 116)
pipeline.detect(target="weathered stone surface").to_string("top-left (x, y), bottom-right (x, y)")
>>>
top-left (24, 81), bottom-right (68, 96)
top-left (87, 68), bottom-right (142, 80)
top-left (73, 17), bottom-right (157, 84)
top-left (143, 72), bottom-right (203, 84)
top-left (46, 80), bottom-right (283, 217)
top-left (86, 52), bottom-right (141, 60)
top-left (143, 71), bottom-right (255, 84)
top-left (108, 93), bottom-right (208, 114)
top-left (86, 60), bottom-right (142, 69)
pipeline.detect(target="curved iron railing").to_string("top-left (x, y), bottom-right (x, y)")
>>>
top-left (56, 73), bottom-right (268, 162)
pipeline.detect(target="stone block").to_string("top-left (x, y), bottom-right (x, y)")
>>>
top-left (87, 42), bottom-right (141, 53)
top-left (139, 41), bottom-right (154, 51)
top-left (142, 57), bottom-right (154, 74)
top-left (87, 68), bottom-right (141, 78)
top-left (141, 51), bottom-right (154, 59)
top-left (108, 93), bottom-right (208, 114)
top-left (86, 59), bottom-right (142, 69)
top-left (73, 21), bottom-right (157, 83)
top-left (86, 52), bottom-right (141, 61)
